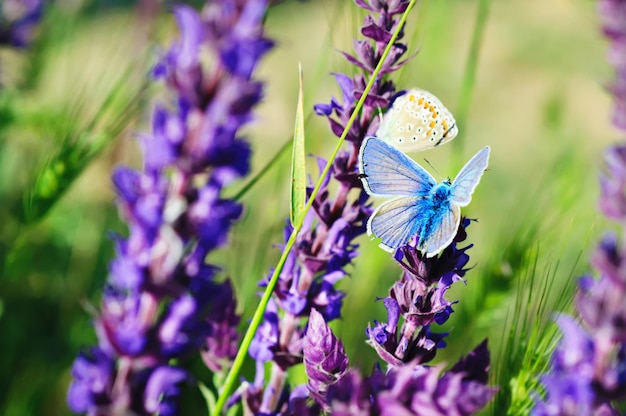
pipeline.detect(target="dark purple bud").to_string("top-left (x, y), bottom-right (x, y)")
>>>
top-left (202, 280), bottom-right (241, 373)
top-left (449, 339), bottom-right (491, 384)
top-left (303, 309), bottom-right (349, 407)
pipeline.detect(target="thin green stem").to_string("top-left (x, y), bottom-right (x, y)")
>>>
top-left (232, 113), bottom-right (313, 202)
top-left (210, 1), bottom-right (419, 414)
top-left (454, 0), bottom-right (491, 167)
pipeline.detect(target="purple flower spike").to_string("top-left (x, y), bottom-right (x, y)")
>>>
top-left (599, 0), bottom-right (626, 130)
top-left (367, 220), bottom-right (472, 366)
top-left (325, 356), bottom-right (496, 415)
top-left (303, 309), bottom-right (349, 406)
top-left (69, 0), bottom-right (273, 413)
top-left (202, 280), bottom-right (242, 373)
top-left (237, 1), bottom-right (415, 411)
top-left (533, 5), bottom-right (626, 408)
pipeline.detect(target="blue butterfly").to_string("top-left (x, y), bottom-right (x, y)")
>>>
top-left (358, 137), bottom-right (490, 257)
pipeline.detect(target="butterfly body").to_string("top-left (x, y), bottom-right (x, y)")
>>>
top-left (359, 137), bottom-right (489, 257)
top-left (376, 89), bottom-right (459, 153)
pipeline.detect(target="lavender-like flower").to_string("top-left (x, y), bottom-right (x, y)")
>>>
top-left (67, 1), bottom-right (272, 414)
top-left (532, 151), bottom-right (626, 415)
top-left (532, 2), bottom-right (626, 414)
top-left (600, 0), bottom-right (626, 129)
top-left (236, 0), bottom-right (412, 413)
top-left (0, 0), bottom-right (42, 48)
top-left (367, 220), bottom-right (473, 367)
top-left (308, 312), bottom-right (496, 415)
top-left (304, 308), bottom-right (349, 406)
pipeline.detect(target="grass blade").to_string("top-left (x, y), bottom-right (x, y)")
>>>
top-left (290, 62), bottom-right (306, 227)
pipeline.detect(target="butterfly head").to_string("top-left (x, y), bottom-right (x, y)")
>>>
top-left (431, 183), bottom-right (453, 205)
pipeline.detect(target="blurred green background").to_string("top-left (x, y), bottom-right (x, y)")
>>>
top-left (0, 0), bottom-right (618, 414)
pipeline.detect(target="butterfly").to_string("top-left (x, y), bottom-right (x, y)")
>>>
top-left (376, 89), bottom-right (458, 153)
top-left (358, 137), bottom-right (490, 257)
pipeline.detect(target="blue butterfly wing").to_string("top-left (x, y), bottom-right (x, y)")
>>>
top-left (359, 137), bottom-right (436, 197)
top-left (419, 203), bottom-right (461, 258)
top-left (451, 146), bottom-right (490, 206)
top-left (367, 196), bottom-right (427, 251)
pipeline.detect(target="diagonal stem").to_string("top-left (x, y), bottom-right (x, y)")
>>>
top-left (210, 1), bottom-right (419, 414)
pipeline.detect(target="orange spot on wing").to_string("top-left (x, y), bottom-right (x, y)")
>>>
top-left (429, 121), bottom-right (436, 128)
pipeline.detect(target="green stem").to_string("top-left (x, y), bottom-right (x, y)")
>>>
top-left (232, 113), bottom-right (313, 202)
top-left (454, 0), bottom-right (491, 167)
top-left (210, 1), bottom-right (419, 414)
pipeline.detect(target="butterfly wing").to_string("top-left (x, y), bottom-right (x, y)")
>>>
top-left (377, 89), bottom-right (459, 153)
top-left (419, 203), bottom-right (461, 258)
top-left (367, 196), bottom-right (427, 251)
top-left (359, 137), bottom-right (436, 197)
top-left (451, 146), bottom-right (490, 206)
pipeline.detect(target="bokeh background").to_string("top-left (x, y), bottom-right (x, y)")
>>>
top-left (0, 0), bottom-right (618, 414)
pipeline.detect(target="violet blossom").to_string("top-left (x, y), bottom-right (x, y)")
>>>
top-left (366, 219), bottom-right (473, 367)
top-left (0, 0), bottom-right (42, 48)
top-left (532, 1), bottom-right (626, 414)
top-left (236, 0), bottom-right (410, 413)
top-left (305, 307), bottom-right (496, 415)
top-left (67, 0), bottom-right (273, 414)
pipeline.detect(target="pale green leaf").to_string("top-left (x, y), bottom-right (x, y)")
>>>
top-left (290, 62), bottom-right (307, 227)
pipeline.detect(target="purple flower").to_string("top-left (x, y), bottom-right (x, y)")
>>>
top-left (366, 219), bottom-right (472, 366)
top-left (68, 0), bottom-right (272, 413)
top-left (67, 348), bottom-right (114, 413)
top-left (236, 1), bottom-right (413, 412)
top-left (143, 367), bottom-right (189, 416)
top-left (533, 3), bottom-right (626, 413)
top-left (325, 342), bottom-right (496, 415)
top-left (303, 309), bottom-right (349, 407)
top-left (202, 280), bottom-right (242, 373)
top-left (0, 0), bottom-right (43, 48)
top-left (599, 0), bottom-right (626, 130)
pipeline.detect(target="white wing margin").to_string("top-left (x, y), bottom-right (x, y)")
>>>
top-left (451, 146), bottom-right (490, 207)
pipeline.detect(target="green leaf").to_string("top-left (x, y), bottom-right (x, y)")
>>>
top-left (198, 381), bottom-right (216, 416)
top-left (290, 62), bottom-right (307, 227)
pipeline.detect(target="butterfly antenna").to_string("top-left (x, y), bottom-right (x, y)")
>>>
top-left (423, 158), bottom-right (443, 181)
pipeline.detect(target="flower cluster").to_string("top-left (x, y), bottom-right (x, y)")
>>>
top-left (67, 1), bottom-right (272, 414)
top-left (302, 220), bottom-right (497, 413)
top-left (235, 0), bottom-right (411, 413)
top-left (0, 0), bottom-right (42, 48)
top-left (229, 0), bottom-right (497, 414)
top-left (532, 1), bottom-right (626, 414)
top-left (367, 219), bottom-right (473, 367)
top-left (306, 307), bottom-right (497, 415)
top-left (532, 146), bottom-right (626, 415)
